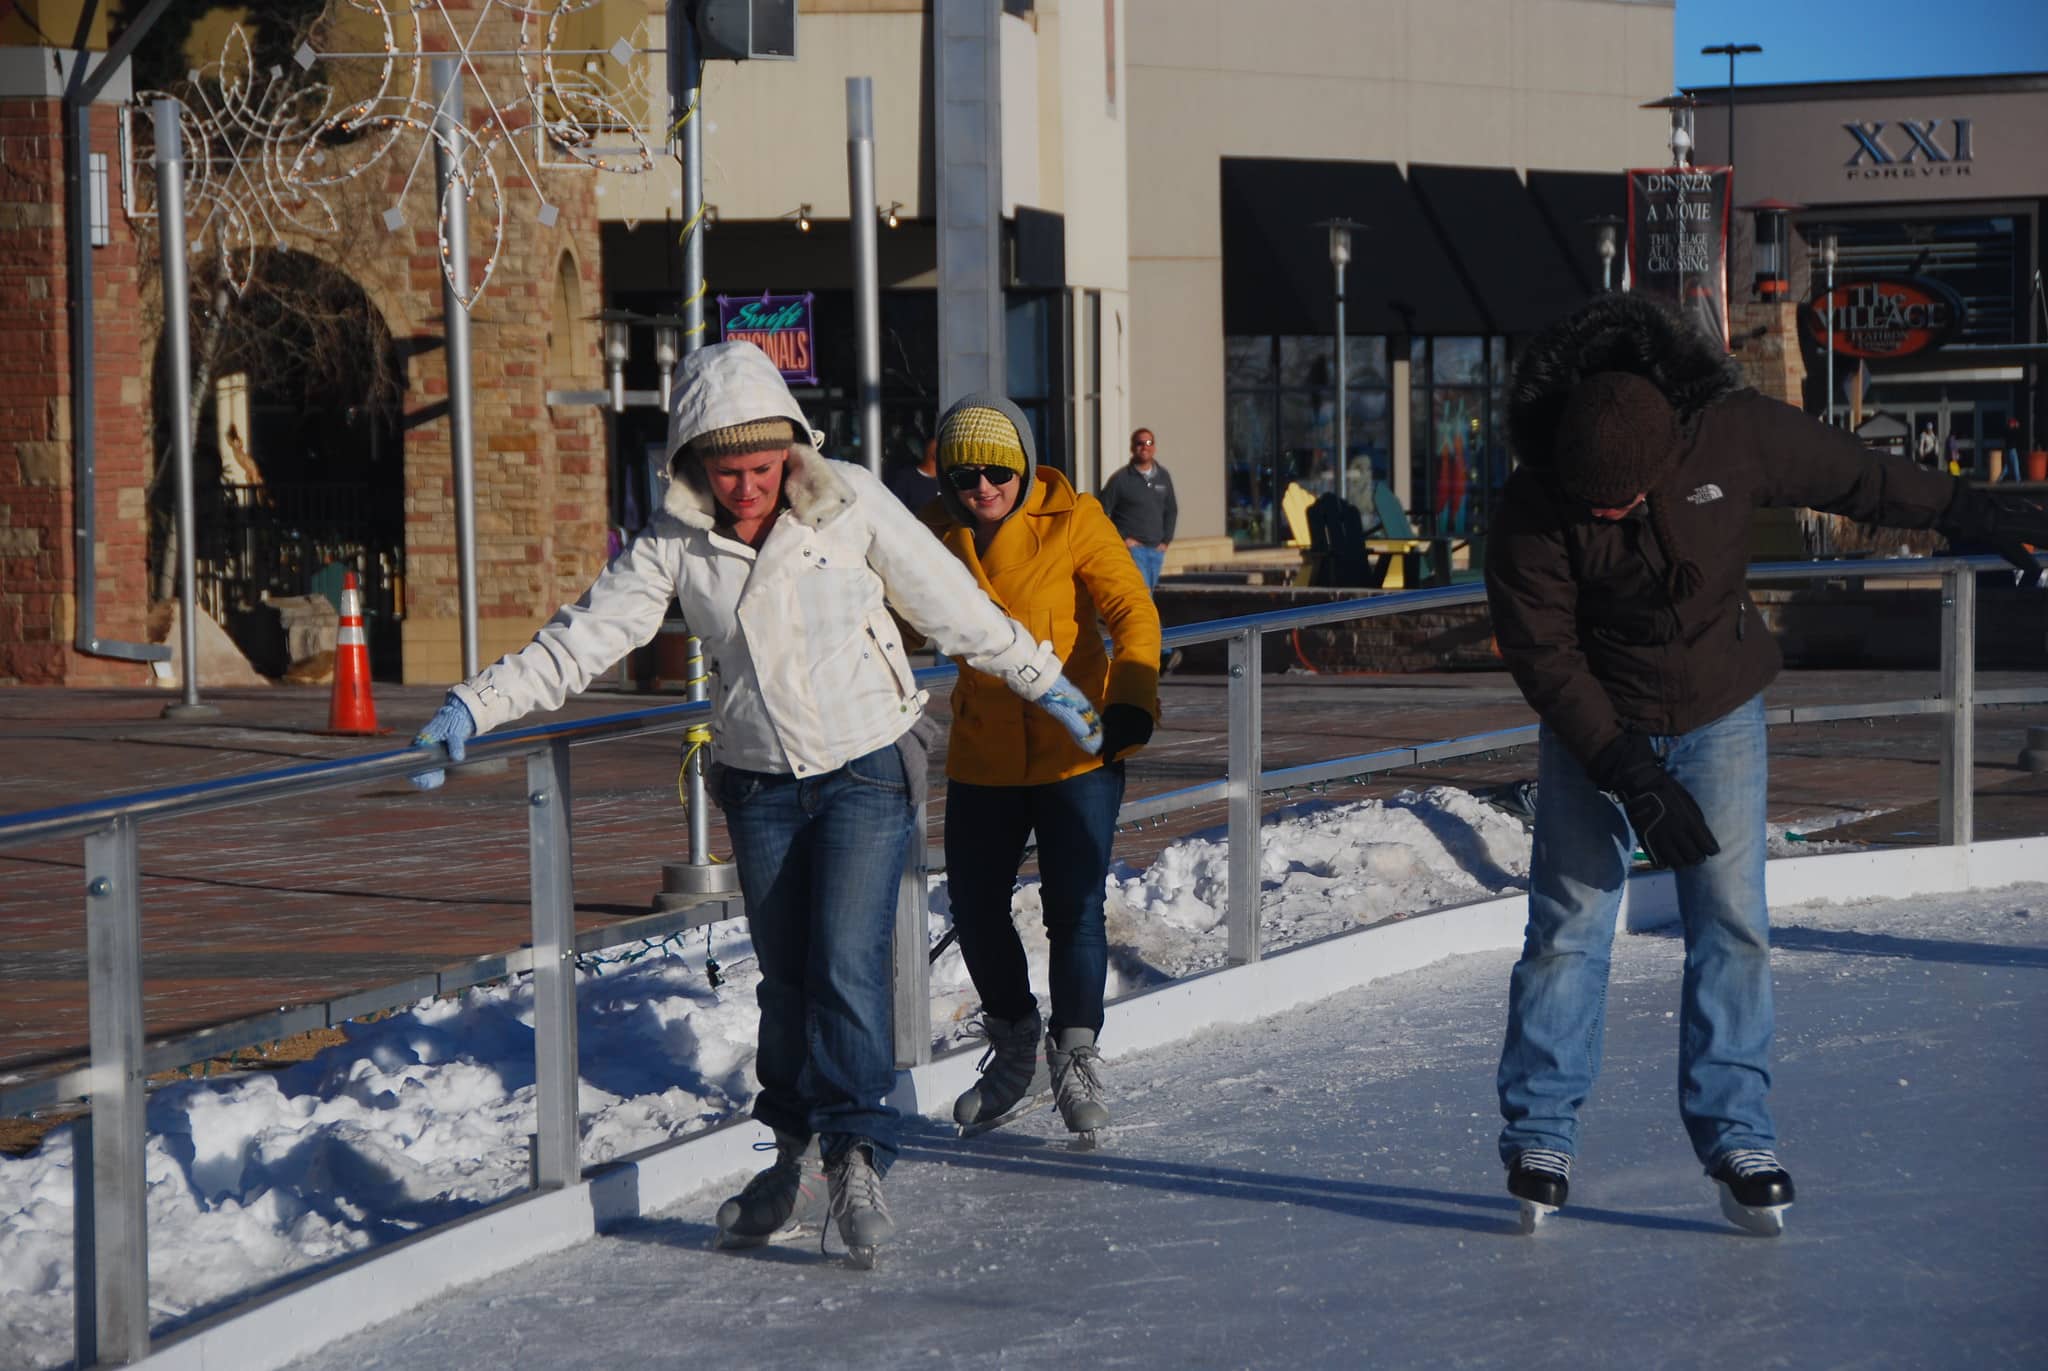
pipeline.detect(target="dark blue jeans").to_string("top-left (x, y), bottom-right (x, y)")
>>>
top-left (717, 744), bottom-right (914, 1172)
top-left (944, 763), bottom-right (1126, 1038)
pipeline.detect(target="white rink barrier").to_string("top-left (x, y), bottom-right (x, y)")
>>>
top-left (132, 834), bottom-right (2047, 1371)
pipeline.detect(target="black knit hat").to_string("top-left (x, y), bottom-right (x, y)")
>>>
top-left (1555, 371), bottom-right (1704, 602)
top-left (1555, 372), bottom-right (1680, 507)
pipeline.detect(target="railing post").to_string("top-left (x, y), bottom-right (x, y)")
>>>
top-left (1937, 566), bottom-right (1975, 847)
top-left (893, 799), bottom-right (932, 1067)
top-left (1226, 628), bottom-right (1264, 964)
top-left (526, 742), bottom-right (581, 1189)
top-left (83, 819), bottom-right (149, 1364)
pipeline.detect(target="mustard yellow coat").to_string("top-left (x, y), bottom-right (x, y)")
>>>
top-left (918, 467), bottom-right (1162, 787)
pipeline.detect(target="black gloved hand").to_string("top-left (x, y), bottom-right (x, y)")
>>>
top-left (1940, 487), bottom-right (2048, 580)
top-left (1099, 703), bottom-right (1155, 763)
top-left (1588, 732), bottom-right (1721, 869)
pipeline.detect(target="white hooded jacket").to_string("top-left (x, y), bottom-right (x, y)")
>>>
top-left (450, 342), bottom-right (1058, 777)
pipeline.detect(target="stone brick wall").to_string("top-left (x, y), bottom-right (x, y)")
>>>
top-left (0, 4), bottom-right (612, 689)
top-left (0, 96), bottom-right (153, 685)
top-left (1731, 300), bottom-right (1806, 406)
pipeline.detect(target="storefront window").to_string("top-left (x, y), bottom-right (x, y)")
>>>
top-left (1409, 336), bottom-right (1512, 539)
top-left (1006, 292), bottom-right (1065, 471)
top-left (1225, 334), bottom-right (1390, 545)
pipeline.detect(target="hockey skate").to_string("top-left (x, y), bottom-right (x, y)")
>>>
top-left (1709, 1149), bottom-right (1794, 1236)
top-left (824, 1141), bottom-right (894, 1269)
top-left (954, 1010), bottom-right (1050, 1138)
top-left (1047, 1027), bottom-right (1111, 1149)
top-left (1506, 1148), bottom-right (1572, 1233)
top-left (715, 1131), bottom-right (825, 1248)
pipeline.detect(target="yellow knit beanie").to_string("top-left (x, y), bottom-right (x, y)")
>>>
top-left (935, 405), bottom-right (1027, 476)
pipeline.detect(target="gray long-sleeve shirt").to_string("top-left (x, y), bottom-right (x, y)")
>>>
top-left (1099, 461), bottom-right (1178, 545)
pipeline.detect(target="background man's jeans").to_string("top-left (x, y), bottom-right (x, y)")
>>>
top-left (1127, 543), bottom-right (1165, 591)
top-left (944, 763), bottom-right (1126, 1037)
top-left (718, 744), bottom-right (914, 1172)
top-left (1497, 694), bottom-right (1774, 1167)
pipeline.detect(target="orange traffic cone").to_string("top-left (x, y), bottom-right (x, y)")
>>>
top-left (327, 572), bottom-right (381, 735)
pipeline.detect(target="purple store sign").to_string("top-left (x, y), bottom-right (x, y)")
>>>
top-left (718, 292), bottom-right (817, 385)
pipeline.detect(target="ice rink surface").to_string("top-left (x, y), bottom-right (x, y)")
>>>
top-left (284, 884), bottom-right (2048, 1371)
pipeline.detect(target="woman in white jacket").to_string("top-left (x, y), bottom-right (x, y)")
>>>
top-left (409, 342), bottom-right (1102, 1263)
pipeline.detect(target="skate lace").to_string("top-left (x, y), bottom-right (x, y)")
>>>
top-left (1514, 1148), bottom-right (1572, 1179)
top-left (1718, 1148), bottom-right (1782, 1179)
top-left (737, 1137), bottom-right (812, 1198)
top-left (822, 1148), bottom-right (891, 1253)
top-left (1053, 1044), bottom-right (1105, 1108)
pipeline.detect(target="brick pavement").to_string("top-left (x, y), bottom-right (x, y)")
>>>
top-left (3, 671), bottom-right (2044, 1091)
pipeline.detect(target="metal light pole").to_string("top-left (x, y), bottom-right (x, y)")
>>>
top-left (1316, 219), bottom-right (1358, 503)
top-left (1821, 231), bottom-right (1840, 427)
top-left (1700, 43), bottom-right (1761, 171)
top-left (154, 101), bottom-right (219, 720)
top-left (847, 79), bottom-right (884, 478)
top-left (432, 58), bottom-right (479, 679)
top-left (664, 3), bottom-right (736, 897)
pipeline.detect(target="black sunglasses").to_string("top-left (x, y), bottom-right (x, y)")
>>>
top-left (944, 465), bottom-right (1019, 490)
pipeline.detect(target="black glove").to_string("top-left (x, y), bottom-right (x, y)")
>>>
top-left (1099, 703), bottom-right (1155, 763)
top-left (1588, 733), bottom-right (1721, 869)
top-left (1940, 487), bottom-right (2048, 580)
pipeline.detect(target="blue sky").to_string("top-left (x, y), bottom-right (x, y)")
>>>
top-left (1673, 0), bottom-right (2048, 89)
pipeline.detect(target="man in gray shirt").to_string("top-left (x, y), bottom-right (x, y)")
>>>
top-left (1099, 427), bottom-right (1177, 591)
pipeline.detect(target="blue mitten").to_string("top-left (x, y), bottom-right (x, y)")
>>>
top-left (409, 695), bottom-right (476, 791)
top-left (1034, 673), bottom-right (1103, 755)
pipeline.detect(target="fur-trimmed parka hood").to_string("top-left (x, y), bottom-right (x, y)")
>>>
top-left (1507, 293), bottom-right (1741, 473)
top-left (661, 341), bottom-right (852, 531)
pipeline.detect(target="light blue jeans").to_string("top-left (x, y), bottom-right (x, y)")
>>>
top-left (1497, 693), bottom-right (1774, 1168)
top-left (1128, 543), bottom-right (1165, 591)
top-left (717, 745), bottom-right (914, 1173)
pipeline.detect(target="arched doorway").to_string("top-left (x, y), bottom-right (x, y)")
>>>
top-left (151, 248), bottom-right (407, 678)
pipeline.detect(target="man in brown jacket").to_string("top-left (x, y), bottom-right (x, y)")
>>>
top-left (1484, 293), bottom-right (2046, 1237)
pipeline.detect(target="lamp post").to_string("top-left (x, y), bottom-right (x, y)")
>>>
top-left (599, 310), bottom-right (638, 415)
top-left (1587, 215), bottom-right (1623, 292)
top-left (651, 319), bottom-right (681, 414)
top-left (1699, 43), bottom-right (1762, 171)
top-left (1820, 231), bottom-right (1840, 427)
top-left (1316, 218), bottom-right (1360, 502)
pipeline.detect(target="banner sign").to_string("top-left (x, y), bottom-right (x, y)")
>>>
top-left (718, 292), bottom-right (817, 384)
top-left (1626, 166), bottom-right (1732, 349)
top-left (1799, 276), bottom-right (1963, 360)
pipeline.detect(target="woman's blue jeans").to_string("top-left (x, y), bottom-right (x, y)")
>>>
top-left (1497, 694), bottom-right (1775, 1168)
top-left (944, 762), bottom-right (1126, 1038)
top-left (717, 745), bottom-right (914, 1172)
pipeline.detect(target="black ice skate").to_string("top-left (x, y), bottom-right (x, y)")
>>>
top-left (715, 1131), bottom-right (825, 1248)
top-left (1507, 1148), bottom-right (1572, 1233)
top-left (1709, 1149), bottom-right (1794, 1236)
top-left (953, 1010), bottom-right (1050, 1137)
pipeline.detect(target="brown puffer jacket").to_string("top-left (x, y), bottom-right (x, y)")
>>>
top-left (1487, 295), bottom-right (1964, 770)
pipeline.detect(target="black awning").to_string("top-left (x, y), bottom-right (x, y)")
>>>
top-left (1407, 165), bottom-right (1593, 336)
top-left (1220, 158), bottom-right (1487, 336)
top-left (1525, 169), bottom-right (1628, 297)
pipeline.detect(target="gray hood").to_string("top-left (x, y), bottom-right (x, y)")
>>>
top-left (662, 340), bottom-right (851, 531)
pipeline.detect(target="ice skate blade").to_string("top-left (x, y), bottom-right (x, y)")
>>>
top-left (1068, 1129), bottom-right (1100, 1151)
top-left (1717, 1183), bottom-right (1789, 1236)
top-left (714, 1221), bottom-right (811, 1251)
top-left (1517, 1198), bottom-right (1558, 1234)
top-left (955, 1089), bottom-right (1052, 1139)
top-left (845, 1245), bottom-right (879, 1270)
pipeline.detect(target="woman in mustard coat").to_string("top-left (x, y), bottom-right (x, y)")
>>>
top-left (920, 395), bottom-right (1162, 1142)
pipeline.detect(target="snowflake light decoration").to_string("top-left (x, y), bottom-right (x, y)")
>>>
top-left (123, 24), bottom-right (346, 297)
top-left (284, 0), bottom-right (663, 309)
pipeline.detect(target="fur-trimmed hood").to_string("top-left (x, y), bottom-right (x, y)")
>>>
top-left (1507, 293), bottom-right (1741, 473)
top-left (661, 340), bottom-right (853, 531)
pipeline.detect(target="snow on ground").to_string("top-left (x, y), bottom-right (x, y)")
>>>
top-left (279, 878), bottom-right (2048, 1371)
top-left (0, 788), bottom-right (1982, 1370)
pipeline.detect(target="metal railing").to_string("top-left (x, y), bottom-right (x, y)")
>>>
top-left (0, 556), bottom-right (2037, 1367)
